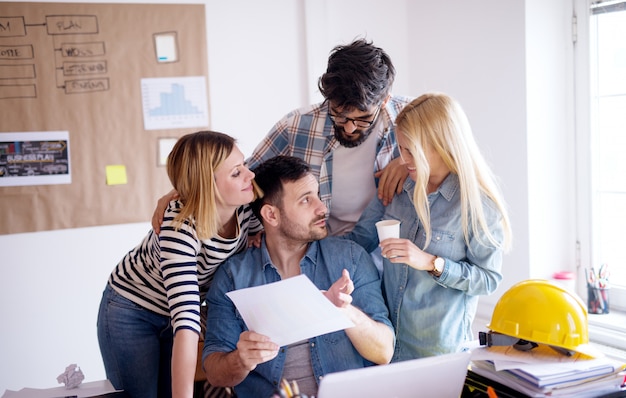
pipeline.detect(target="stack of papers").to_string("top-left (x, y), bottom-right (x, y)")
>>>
top-left (470, 345), bottom-right (626, 397)
top-left (506, 358), bottom-right (618, 388)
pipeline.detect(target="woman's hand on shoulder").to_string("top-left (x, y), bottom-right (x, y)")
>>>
top-left (248, 231), bottom-right (264, 248)
top-left (375, 157), bottom-right (408, 206)
top-left (151, 189), bottom-right (179, 233)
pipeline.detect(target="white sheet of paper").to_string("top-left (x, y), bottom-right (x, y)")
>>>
top-left (226, 274), bottom-right (355, 346)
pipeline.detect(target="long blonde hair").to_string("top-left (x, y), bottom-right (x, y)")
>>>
top-left (166, 131), bottom-right (258, 240)
top-left (395, 93), bottom-right (512, 252)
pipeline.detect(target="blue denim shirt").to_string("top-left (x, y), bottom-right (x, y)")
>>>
top-left (203, 236), bottom-right (393, 398)
top-left (347, 173), bottom-right (504, 361)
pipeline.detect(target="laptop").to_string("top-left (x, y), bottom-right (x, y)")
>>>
top-left (317, 350), bottom-right (471, 398)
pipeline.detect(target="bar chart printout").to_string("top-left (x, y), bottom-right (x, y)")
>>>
top-left (141, 76), bottom-right (209, 130)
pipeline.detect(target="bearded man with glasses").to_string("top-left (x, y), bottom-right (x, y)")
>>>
top-left (248, 39), bottom-right (413, 237)
top-left (328, 104), bottom-right (382, 148)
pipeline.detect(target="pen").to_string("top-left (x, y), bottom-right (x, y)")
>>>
top-left (291, 379), bottom-right (300, 396)
top-left (598, 263), bottom-right (609, 279)
top-left (487, 386), bottom-right (498, 398)
top-left (281, 378), bottom-right (293, 398)
top-left (586, 268), bottom-right (595, 285)
top-left (598, 263), bottom-right (610, 288)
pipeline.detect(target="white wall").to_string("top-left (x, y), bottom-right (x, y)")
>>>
top-left (204, 0), bottom-right (307, 158)
top-left (0, 0), bottom-right (575, 392)
top-left (403, 0), bottom-right (533, 314)
top-left (525, 0), bottom-right (578, 287)
top-left (0, 222), bottom-right (151, 391)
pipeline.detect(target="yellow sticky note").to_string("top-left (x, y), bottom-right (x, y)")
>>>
top-left (106, 165), bottom-right (128, 185)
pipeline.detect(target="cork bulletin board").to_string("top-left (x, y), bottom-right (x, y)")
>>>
top-left (0, 2), bottom-right (209, 235)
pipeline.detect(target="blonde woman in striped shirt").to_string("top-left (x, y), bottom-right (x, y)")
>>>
top-left (97, 131), bottom-right (262, 398)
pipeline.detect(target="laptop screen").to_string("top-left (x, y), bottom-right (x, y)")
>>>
top-left (317, 351), bottom-right (471, 398)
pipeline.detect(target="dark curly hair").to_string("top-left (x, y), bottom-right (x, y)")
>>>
top-left (250, 156), bottom-right (311, 222)
top-left (318, 38), bottom-right (395, 111)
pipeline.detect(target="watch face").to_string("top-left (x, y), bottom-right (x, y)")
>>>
top-left (435, 257), bottom-right (444, 272)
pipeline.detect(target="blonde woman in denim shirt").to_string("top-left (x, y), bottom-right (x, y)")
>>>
top-left (347, 93), bottom-right (512, 361)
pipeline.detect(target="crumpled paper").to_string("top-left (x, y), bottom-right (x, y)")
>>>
top-left (56, 363), bottom-right (84, 389)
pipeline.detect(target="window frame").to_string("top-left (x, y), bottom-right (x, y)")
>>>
top-left (575, 0), bottom-right (626, 353)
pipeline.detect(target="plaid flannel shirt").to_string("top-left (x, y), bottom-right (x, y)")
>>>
top-left (247, 96), bottom-right (413, 212)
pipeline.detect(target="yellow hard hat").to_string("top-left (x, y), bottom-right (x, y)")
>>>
top-left (486, 279), bottom-right (593, 355)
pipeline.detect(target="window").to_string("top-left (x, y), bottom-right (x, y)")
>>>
top-left (577, 0), bottom-right (626, 354)
top-left (587, 1), bottom-right (626, 310)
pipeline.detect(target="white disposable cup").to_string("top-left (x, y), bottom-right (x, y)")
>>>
top-left (375, 219), bottom-right (401, 242)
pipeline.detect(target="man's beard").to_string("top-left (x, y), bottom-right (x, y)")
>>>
top-left (279, 214), bottom-right (328, 242)
top-left (333, 123), bottom-right (375, 148)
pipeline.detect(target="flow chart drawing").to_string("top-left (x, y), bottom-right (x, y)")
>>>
top-left (0, 12), bottom-right (109, 98)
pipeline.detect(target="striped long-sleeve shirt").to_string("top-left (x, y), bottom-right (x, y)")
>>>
top-left (108, 200), bottom-right (262, 334)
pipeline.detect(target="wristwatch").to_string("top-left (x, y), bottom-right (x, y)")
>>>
top-left (429, 256), bottom-right (445, 277)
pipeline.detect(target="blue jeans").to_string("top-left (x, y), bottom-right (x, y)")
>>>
top-left (97, 284), bottom-right (173, 398)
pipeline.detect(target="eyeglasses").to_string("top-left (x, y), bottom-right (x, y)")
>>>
top-left (328, 105), bottom-right (382, 129)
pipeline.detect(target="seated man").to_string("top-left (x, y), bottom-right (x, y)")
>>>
top-left (202, 156), bottom-right (394, 398)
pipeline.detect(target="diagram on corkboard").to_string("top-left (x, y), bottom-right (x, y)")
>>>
top-left (0, 2), bottom-right (209, 235)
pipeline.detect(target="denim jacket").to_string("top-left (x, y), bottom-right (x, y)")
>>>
top-left (347, 173), bottom-right (504, 361)
top-left (203, 236), bottom-right (393, 398)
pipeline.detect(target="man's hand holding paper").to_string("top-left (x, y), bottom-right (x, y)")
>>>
top-left (235, 331), bottom-right (279, 371)
top-left (225, 274), bottom-right (355, 348)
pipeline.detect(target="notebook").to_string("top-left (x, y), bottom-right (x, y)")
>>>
top-left (317, 350), bottom-right (471, 398)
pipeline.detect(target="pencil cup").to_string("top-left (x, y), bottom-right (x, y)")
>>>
top-left (375, 219), bottom-right (400, 242)
top-left (587, 284), bottom-right (609, 314)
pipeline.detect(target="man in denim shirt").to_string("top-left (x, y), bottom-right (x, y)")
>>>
top-left (202, 156), bottom-right (394, 398)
